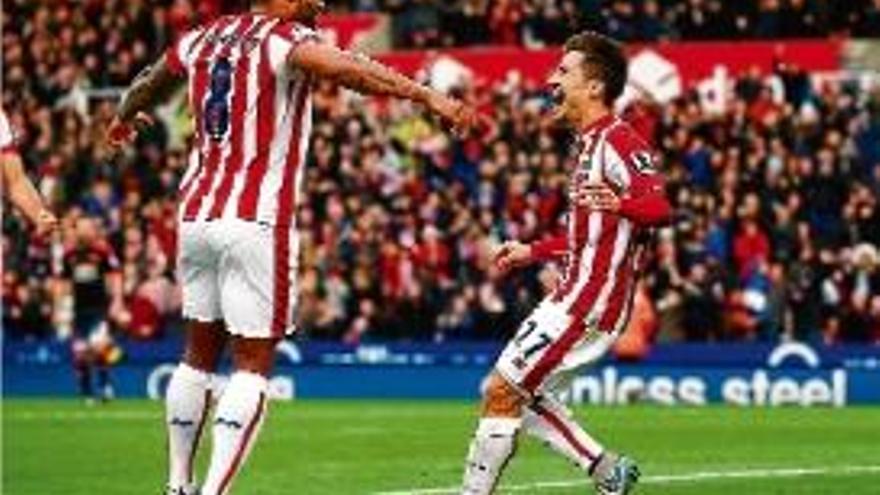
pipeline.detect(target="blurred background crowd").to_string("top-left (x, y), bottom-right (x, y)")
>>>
top-left (354, 0), bottom-right (880, 47)
top-left (3, 0), bottom-right (880, 348)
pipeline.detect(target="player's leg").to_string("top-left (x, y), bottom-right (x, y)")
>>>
top-left (522, 394), bottom-right (605, 471)
top-left (520, 331), bottom-right (639, 494)
top-left (92, 323), bottom-right (118, 402)
top-left (200, 221), bottom-right (290, 495)
top-left (200, 336), bottom-right (277, 495)
top-left (523, 397), bottom-right (638, 494)
top-left (166, 222), bottom-right (225, 495)
top-left (72, 312), bottom-right (103, 402)
top-left (71, 338), bottom-right (94, 401)
top-left (95, 360), bottom-right (111, 400)
top-left (166, 320), bottom-right (227, 494)
top-left (459, 302), bottom-right (567, 494)
top-left (461, 372), bottom-right (525, 495)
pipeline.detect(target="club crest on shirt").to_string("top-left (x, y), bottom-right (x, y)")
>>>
top-left (631, 151), bottom-right (657, 174)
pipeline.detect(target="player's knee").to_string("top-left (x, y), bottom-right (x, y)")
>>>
top-left (183, 344), bottom-right (222, 372)
top-left (231, 337), bottom-right (279, 376)
top-left (182, 320), bottom-right (227, 372)
top-left (481, 373), bottom-right (523, 417)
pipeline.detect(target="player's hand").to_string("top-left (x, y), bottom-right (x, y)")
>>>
top-left (105, 113), bottom-right (154, 151)
top-left (425, 93), bottom-right (488, 136)
top-left (35, 209), bottom-right (59, 237)
top-left (492, 241), bottom-right (532, 276)
top-left (572, 182), bottom-right (621, 212)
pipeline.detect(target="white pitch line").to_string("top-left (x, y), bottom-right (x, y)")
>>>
top-left (372, 464), bottom-right (880, 495)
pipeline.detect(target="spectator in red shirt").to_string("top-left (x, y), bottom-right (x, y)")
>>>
top-left (733, 219), bottom-right (771, 279)
top-left (412, 225), bottom-right (452, 284)
top-left (488, 0), bottom-right (523, 45)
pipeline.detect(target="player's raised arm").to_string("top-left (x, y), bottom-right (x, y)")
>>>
top-left (287, 42), bottom-right (483, 132)
top-left (106, 57), bottom-right (186, 149)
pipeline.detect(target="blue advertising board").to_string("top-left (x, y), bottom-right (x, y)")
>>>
top-left (3, 339), bottom-right (879, 406)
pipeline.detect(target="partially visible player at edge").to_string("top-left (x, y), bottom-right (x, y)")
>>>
top-left (105, 0), bottom-right (483, 494)
top-left (458, 32), bottom-right (672, 495)
top-left (0, 108), bottom-right (58, 235)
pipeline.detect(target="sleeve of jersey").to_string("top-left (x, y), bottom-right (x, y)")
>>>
top-left (619, 192), bottom-right (672, 227)
top-left (164, 28), bottom-right (204, 77)
top-left (528, 235), bottom-right (568, 262)
top-left (605, 128), bottom-right (672, 227)
top-left (269, 23), bottom-right (324, 73)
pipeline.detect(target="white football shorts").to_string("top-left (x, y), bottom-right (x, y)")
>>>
top-left (177, 219), bottom-right (298, 338)
top-left (495, 297), bottom-right (621, 397)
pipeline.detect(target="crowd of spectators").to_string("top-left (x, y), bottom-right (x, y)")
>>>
top-left (3, 0), bottom-right (880, 347)
top-left (331, 0), bottom-right (880, 48)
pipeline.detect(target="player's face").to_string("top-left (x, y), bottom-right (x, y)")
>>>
top-left (547, 51), bottom-right (605, 123)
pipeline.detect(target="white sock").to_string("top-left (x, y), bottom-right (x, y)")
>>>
top-left (166, 363), bottom-right (213, 491)
top-left (201, 372), bottom-right (269, 495)
top-left (461, 417), bottom-right (521, 495)
top-left (522, 396), bottom-right (606, 477)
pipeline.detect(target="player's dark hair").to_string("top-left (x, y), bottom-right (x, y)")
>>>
top-left (563, 32), bottom-right (628, 106)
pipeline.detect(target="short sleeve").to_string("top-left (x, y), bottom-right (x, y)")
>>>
top-left (267, 22), bottom-right (323, 74)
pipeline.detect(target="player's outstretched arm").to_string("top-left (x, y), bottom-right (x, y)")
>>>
top-left (529, 235), bottom-right (568, 261)
top-left (288, 43), bottom-right (483, 132)
top-left (1, 151), bottom-right (57, 235)
top-left (493, 234), bottom-right (568, 276)
top-left (107, 58), bottom-right (185, 148)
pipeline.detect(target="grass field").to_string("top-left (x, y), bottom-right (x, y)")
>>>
top-left (3, 400), bottom-right (878, 494)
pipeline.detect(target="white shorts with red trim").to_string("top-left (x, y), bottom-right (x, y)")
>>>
top-left (178, 219), bottom-right (298, 338)
top-left (495, 297), bottom-right (621, 397)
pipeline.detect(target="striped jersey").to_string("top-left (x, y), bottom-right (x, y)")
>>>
top-left (553, 114), bottom-right (666, 333)
top-left (0, 109), bottom-right (16, 154)
top-left (165, 14), bottom-right (321, 226)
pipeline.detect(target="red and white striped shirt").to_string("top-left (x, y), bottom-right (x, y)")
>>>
top-left (0, 109), bottom-right (17, 155)
top-left (542, 114), bottom-right (668, 333)
top-left (165, 14), bottom-right (321, 227)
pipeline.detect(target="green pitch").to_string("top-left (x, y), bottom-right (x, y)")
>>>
top-left (4, 400), bottom-right (878, 494)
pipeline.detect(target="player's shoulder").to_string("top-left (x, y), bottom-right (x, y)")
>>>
top-left (604, 117), bottom-right (653, 155)
top-left (603, 117), bottom-right (661, 176)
